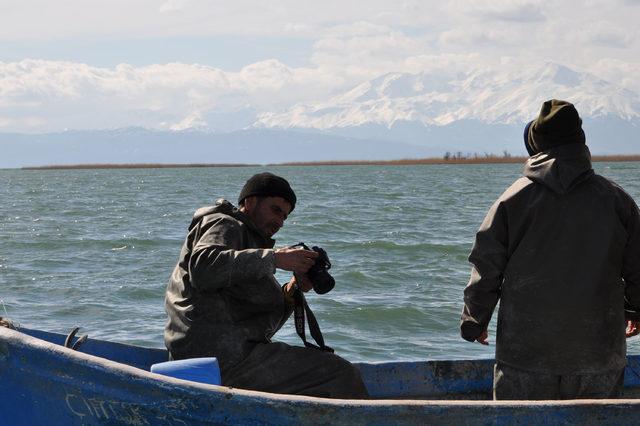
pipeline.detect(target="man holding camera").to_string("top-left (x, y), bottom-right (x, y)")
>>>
top-left (164, 172), bottom-right (368, 398)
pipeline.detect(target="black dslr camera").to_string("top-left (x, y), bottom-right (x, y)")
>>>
top-left (294, 242), bottom-right (335, 294)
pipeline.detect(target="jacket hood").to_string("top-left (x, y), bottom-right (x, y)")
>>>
top-left (189, 199), bottom-right (275, 246)
top-left (524, 143), bottom-right (594, 194)
top-left (190, 199), bottom-right (234, 229)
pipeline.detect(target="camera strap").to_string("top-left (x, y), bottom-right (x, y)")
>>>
top-left (293, 287), bottom-right (334, 353)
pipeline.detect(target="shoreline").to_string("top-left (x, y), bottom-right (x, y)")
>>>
top-left (19, 155), bottom-right (640, 170)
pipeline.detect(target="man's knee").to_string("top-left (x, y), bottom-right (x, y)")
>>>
top-left (224, 343), bottom-right (368, 398)
top-left (332, 358), bottom-right (368, 398)
top-left (300, 350), bottom-right (368, 399)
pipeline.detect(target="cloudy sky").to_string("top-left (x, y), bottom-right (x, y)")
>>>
top-left (1, 0), bottom-right (639, 133)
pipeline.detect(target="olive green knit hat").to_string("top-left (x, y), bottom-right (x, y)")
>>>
top-left (525, 99), bottom-right (586, 155)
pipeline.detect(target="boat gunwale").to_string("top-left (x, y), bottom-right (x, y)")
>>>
top-left (3, 326), bottom-right (640, 408)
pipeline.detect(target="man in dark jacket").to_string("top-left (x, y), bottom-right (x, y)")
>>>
top-left (461, 99), bottom-right (640, 400)
top-left (164, 172), bottom-right (368, 399)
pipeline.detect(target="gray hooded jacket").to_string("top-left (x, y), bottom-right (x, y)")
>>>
top-left (461, 143), bottom-right (640, 374)
top-left (164, 199), bottom-right (292, 372)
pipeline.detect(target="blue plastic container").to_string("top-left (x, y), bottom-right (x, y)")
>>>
top-left (150, 357), bottom-right (222, 386)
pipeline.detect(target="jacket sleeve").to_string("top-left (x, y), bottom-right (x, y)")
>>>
top-left (622, 194), bottom-right (640, 320)
top-left (189, 216), bottom-right (276, 291)
top-left (461, 199), bottom-right (509, 341)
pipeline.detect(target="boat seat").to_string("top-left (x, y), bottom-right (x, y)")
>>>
top-left (150, 357), bottom-right (221, 386)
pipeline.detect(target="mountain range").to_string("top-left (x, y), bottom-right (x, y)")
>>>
top-left (2, 62), bottom-right (639, 168)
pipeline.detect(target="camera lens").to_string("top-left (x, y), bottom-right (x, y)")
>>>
top-left (307, 246), bottom-right (335, 294)
top-left (312, 272), bottom-right (335, 294)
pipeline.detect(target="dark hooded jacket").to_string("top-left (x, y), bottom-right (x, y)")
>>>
top-left (461, 143), bottom-right (640, 374)
top-left (164, 199), bottom-right (293, 373)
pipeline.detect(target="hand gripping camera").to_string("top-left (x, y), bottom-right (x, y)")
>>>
top-left (293, 242), bottom-right (335, 294)
top-left (289, 242), bottom-right (335, 353)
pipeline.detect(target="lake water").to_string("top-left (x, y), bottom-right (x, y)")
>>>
top-left (1, 162), bottom-right (640, 363)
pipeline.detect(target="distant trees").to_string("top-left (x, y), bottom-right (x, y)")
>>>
top-left (443, 150), bottom-right (514, 161)
top-left (443, 151), bottom-right (468, 160)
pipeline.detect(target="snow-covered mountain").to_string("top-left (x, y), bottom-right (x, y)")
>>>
top-left (254, 62), bottom-right (640, 155)
top-left (256, 62), bottom-right (640, 129)
top-left (2, 62), bottom-right (640, 168)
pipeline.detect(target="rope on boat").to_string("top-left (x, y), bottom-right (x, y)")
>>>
top-left (64, 326), bottom-right (88, 351)
top-left (0, 299), bottom-right (18, 330)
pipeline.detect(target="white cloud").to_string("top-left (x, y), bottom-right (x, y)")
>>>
top-left (591, 58), bottom-right (640, 93)
top-left (0, 1), bottom-right (440, 40)
top-left (451, 0), bottom-right (546, 22)
top-left (319, 22), bottom-right (396, 38)
top-left (585, 26), bottom-right (635, 48)
top-left (2, 53), bottom-right (640, 134)
top-left (169, 111), bottom-right (206, 131)
top-left (438, 28), bottom-right (515, 48)
top-left (402, 53), bottom-right (487, 75)
top-left (309, 28), bottom-right (427, 82)
top-left (0, 59), bottom-right (349, 132)
top-left (1, 1), bottom-right (639, 133)
top-left (159, 0), bottom-right (190, 13)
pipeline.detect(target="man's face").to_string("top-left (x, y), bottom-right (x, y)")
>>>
top-left (243, 196), bottom-right (292, 238)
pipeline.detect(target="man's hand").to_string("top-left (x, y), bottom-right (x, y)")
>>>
top-left (626, 320), bottom-right (640, 338)
top-left (284, 274), bottom-right (314, 296)
top-left (476, 329), bottom-right (489, 345)
top-left (274, 248), bottom-right (318, 273)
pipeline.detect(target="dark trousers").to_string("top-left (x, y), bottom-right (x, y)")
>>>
top-left (493, 362), bottom-right (624, 400)
top-left (222, 342), bottom-right (369, 399)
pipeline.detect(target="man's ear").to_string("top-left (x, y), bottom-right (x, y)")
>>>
top-left (243, 196), bottom-right (257, 213)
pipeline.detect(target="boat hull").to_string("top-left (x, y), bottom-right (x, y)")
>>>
top-left (2, 327), bottom-right (640, 425)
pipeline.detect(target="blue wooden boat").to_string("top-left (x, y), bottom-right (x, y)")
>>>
top-left (2, 325), bottom-right (640, 425)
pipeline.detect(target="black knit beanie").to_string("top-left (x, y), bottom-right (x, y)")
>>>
top-left (525, 99), bottom-right (586, 155)
top-left (238, 172), bottom-right (296, 211)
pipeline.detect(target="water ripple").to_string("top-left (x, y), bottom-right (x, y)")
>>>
top-left (2, 163), bottom-right (640, 359)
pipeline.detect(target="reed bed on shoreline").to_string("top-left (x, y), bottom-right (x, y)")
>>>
top-left (20, 155), bottom-right (640, 170)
